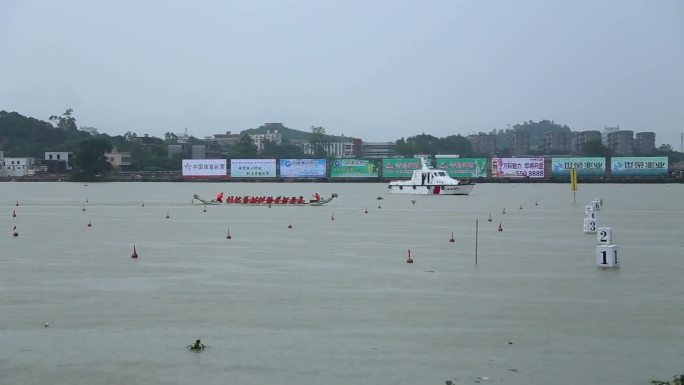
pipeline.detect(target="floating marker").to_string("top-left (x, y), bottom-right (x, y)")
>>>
top-left (599, 197), bottom-right (603, 207)
top-left (226, 227), bottom-right (232, 239)
top-left (287, 222), bottom-right (293, 229)
top-left (488, 213), bottom-right (492, 222)
top-left (330, 213), bottom-right (335, 221)
top-left (411, 200), bottom-right (416, 205)
top-left (519, 204), bottom-right (523, 210)
top-left (16, 200), bottom-right (19, 207)
top-left (378, 204), bottom-right (382, 209)
top-left (12, 210), bottom-right (16, 218)
top-left (131, 245), bottom-right (138, 259)
top-left (165, 211), bottom-right (170, 219)
top-left (584, 205), bottom-right (595, 216)
top-left (583, 218), bottom-right (597, 233)
top-left (82, 206), bottom-right (86, 212)
top-left (44, 323), bottom-right (49, 327)
top-left (86, 198), bottom-right (89, 203)
top-left (597, 227), bottom-right (612, 245)
top-left (203, 205), bottom-right (207, 213)
top-left (87, 219), bottom-right (92, 228)
top-left (12, 225), bottom-right (18, 237)
top-left (535, 199), bottom-right (539, 206)
top-left (502, 208), bottom-right (506, 215)
top-left (142, 202), bottom-right (145, 207)
top-left (596, 244), bottom-right (619, 267)
top-left (498, 222), bottom-right (503, 232)
top-left (591, 200), bottom-right (600, 211)
top-left (364, 208), bottom-right (368, 214)
top-left (449, 232), bottom-right (455, 242)
top-left (406, 249), bottom-right (413, 264)
top-left (586, 211), bottom-right (598, 219)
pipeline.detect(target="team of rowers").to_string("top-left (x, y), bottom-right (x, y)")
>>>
top-left (215, 192), bottom-right (321, 204)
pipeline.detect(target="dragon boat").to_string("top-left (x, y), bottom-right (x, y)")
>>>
top-left (192, 193), bottom-right (338, 206)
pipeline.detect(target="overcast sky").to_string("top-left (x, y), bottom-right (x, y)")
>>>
top-left (1, 0), bottom-right (683, 146)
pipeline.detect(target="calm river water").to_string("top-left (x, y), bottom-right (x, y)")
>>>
top-left (1, 182), bottom-right (683, 385)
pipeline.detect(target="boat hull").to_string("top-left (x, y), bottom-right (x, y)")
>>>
top-left (387, 184), bottom-right (474, 195)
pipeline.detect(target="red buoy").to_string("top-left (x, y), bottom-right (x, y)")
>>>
top-left (406, 249), bottom-right (413, 264)
top-left (498, 222), bottom-right (503, 232)
top-left (488, 213), bottom-right (492, 222)
top-left (131, 245), bottom-right (138, 259)
top-left (12, 210), bottom-right (16, 218)
top-left (226, 227), bottom-right (232, 239)
top-left (449, 232), bottom-right (455, 242)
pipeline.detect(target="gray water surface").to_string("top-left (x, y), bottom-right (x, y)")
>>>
top-left (1, 182), bottom-right (683, 385)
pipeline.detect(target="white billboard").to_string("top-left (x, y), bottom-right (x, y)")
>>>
top-left (182, 159), bottom-right (227, 176)
top-left (491, 157), bottom-right (545, 178)
top-left (230, 159), bottom-right (276, 178)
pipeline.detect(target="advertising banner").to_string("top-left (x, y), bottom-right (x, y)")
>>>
top-left (551, 157), bottom-right (606, 176)
top-left (491, 157), bottom-right (545, 178)
top-left (182, 159), bottom-right (227, 176)
top-left (279, 159), bottom-right (327, 178)
top-left (382, 158), bottom-right (421, 178)
top-left (330, 159), bottom-right (378, 178)
top-left (436, 158), bottom-right (488, 178)
top-left (230, 159), bottom-right (276, 177)
top-left (610, 157), bottom-right (668, 176)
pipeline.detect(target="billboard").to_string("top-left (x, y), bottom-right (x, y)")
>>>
top-left (436, 158), bottom-right (488, 178)
top-left (491, 157), bottom-right (545, 178)
top-left (382, 158), bottom-right (421, 178)
top-left (551, 157), bottom-right (606, 176)
top-left (330, 159), bottom-right (378, 178)
top-left (182, 159), bottom-right (227, 176)
top-left (230, 159), bottom-right (276, 178)
top-left (611, 157), bottom-right (668, 176)
top-left (279, 159), bottom-right (327, 178)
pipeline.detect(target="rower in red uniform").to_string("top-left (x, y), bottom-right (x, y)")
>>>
top-left (216, 192), bottom-right (224, 203)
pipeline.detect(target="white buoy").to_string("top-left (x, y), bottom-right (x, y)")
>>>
top-left (584, 205), bottom-right (595, 216)
top-left (591, 200), bottom-right (601, 211)
top-left (583, 218), bottom-right (597, 233)
top-left (597, 227), bottom-right (613, 245)
top-left (596, 244), bottom-right (619, 267)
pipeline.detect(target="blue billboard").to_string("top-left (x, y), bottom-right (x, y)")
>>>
top-left (279, 159), bottom-right (327, 178)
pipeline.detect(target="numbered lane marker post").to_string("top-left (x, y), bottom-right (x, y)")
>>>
top-left (586, 211), bottom-right (598, 219)
top-left (583, 218), bottom-right (597, 234)
top-left (596, 245), bottom-right (619, 267)
top-left (584, 205), bottom-right (595, 216)
top-left (597, 227), bottom-right (612, 245)
top-left (592, 200), bottom-right (601, 211)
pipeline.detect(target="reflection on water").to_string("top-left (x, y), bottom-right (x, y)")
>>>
top-left (1, 182), bottom-right (683, 385)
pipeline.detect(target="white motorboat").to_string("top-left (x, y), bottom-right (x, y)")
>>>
top-left (387, 158), bottom-right (475, 195)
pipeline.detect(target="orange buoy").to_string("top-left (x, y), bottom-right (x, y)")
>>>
top-left (12, 210), bottom-right (16, 218)
top-left (406, 249), bottom-right (413, 264)
top-left (449, 232), bottom-right (455, 242)
top-left (488, 213), bottom-right (492, 222)
top-left (131, 245), bottom-right (138, 259)
top-left (498, 222), bottom-right (503, 232)
top-left (226, 227), bottom-right (232, 239)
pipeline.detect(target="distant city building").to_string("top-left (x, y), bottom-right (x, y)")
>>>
top-left (249, 129), bottom-right (282, 154)
top-left (302, 141), bottom-right (354, 158)
top-left (361, 141), bottom-right (396, 158)
top-left (191, 144), bottom-right (206, 159)
top-left (543, 131), bottom-right (572, 152)
top-left (511, 130), bottom-right (530, 155)
top-left (635, 132), bottom-right (656, 154)
top-left (602, 126), bottom-right (620, 145)
top-left (467, 134), bottom-right (497, 156)
top-left (571, 130), bottom-right (602, 154)
top-left (212, 131), bottom-right (242, 146)
top-left (105, 148), bottom-right (131, 170)
top-left (4, 157), bottom-right (36, 177)
top-left (44, 151), bottom-right (73, 172)
top-left (605, 130), bottom-right (634, 156)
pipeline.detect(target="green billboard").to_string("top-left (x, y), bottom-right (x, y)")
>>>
top-left (435, 158), bottom-right (488, 178)
top-left (611, 157), bottom-right (668, 176)
top-left (551, 157), bottom-right (606, 176)
top-left (330, 159), bottom-right (379, 178)
top-left (382, 158), bottom-right (421, 178)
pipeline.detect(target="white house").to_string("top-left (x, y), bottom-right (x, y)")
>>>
top-left (45, 152), bottom-right (73, 171)
top-left (4, 157), bottom-right (36, 177)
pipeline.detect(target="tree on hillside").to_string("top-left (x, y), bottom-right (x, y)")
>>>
top-left (229, 135), bottom-right (258, 159)
top-left (49, 109), bottom-right (78, 131)
top-left (581, 139), bottom-right (612, 157)
top-left (262, 140), bottom-right (305, 159)
top-left (309, 126), bottom-right (327, 158)
top-left (72, 138), bottom-right (113, 180)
